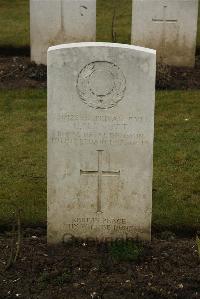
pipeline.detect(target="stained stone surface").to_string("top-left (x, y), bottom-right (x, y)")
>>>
top-left (30, 0), bottom-right (96, 65)
top-left (132, 0), bottom-right (198, 67)
top-left (47, 42), bottom-right (156, 243)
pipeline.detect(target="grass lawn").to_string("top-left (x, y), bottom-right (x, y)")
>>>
top-left (0, 89), bottom-right (46, 226)
top-left (0, 0), bottom-right (29, 48)
top-left (0, 0), bottom-right (199, 49)
top-left (0, 89), bottom-right (199, 231)
top-left (97, 0), bottom-right (132, 44)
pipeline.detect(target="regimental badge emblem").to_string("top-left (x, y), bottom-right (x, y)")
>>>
top-left (77, 61), bottom-right (126, 109)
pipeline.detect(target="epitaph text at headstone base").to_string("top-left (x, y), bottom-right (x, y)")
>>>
top-left (47, 42), bottom-right (156, 243)
top-left (132, 0), bottom-right (198, 67)
top-left (30, 0), bottom-right (96, 65)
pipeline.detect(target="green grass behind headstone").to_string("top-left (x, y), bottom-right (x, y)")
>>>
top-left (0, 89), bottom-right (199, 231)
top-left (97, 0), bottom-right (132, 43)
top-left (0, 89), bottom-right (46, 226)
top-left (153, 90), bottom-right (200, 231)
top-left (0, 0), bottom-right (29, 48)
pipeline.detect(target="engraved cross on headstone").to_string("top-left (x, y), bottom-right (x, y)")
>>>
top-left (80, 150), bottom-right (120, 213)
top-left (152, 5), bottom-right (177, 61)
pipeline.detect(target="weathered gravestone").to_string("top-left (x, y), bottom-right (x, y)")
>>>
top-left (47, 42), bottom-right (156, 243)
top-left (30, 0), bottom-right (96, 65)
top-left (132, 0), bottom-right (198, 67)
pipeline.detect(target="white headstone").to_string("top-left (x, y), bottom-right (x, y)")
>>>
top-left (132, 0), bottom-right (198, 67)
top-left (47, 42), bottom-right (156, 243)
top-left (30, 0), bottom-right (96, 65)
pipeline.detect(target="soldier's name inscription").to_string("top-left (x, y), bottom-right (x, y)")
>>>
top-left (50, 111), bottom-right (147, 146)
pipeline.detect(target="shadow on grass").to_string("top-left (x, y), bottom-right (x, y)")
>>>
top-left (196, 46), bottom-right (200, 55)
top-left (0, 45), bottom-right (30, 57)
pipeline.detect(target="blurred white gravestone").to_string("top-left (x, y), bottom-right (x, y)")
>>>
top-left (132, 0), bottom-right (198, 67)
top-left (47, 42), bottom-right (156, 243)
top-left (30, 0), bottom-right (96, 65)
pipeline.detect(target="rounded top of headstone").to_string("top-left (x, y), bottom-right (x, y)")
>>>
top-left (48, 42), bottom-right (156, 55)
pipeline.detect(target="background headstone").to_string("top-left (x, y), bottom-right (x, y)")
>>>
top-left (132, 0), bottom-right (199, 67)
top-left (47, 42), bottom-right (156, 243)
top-left (30, 0), bottom-right (96, 65)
